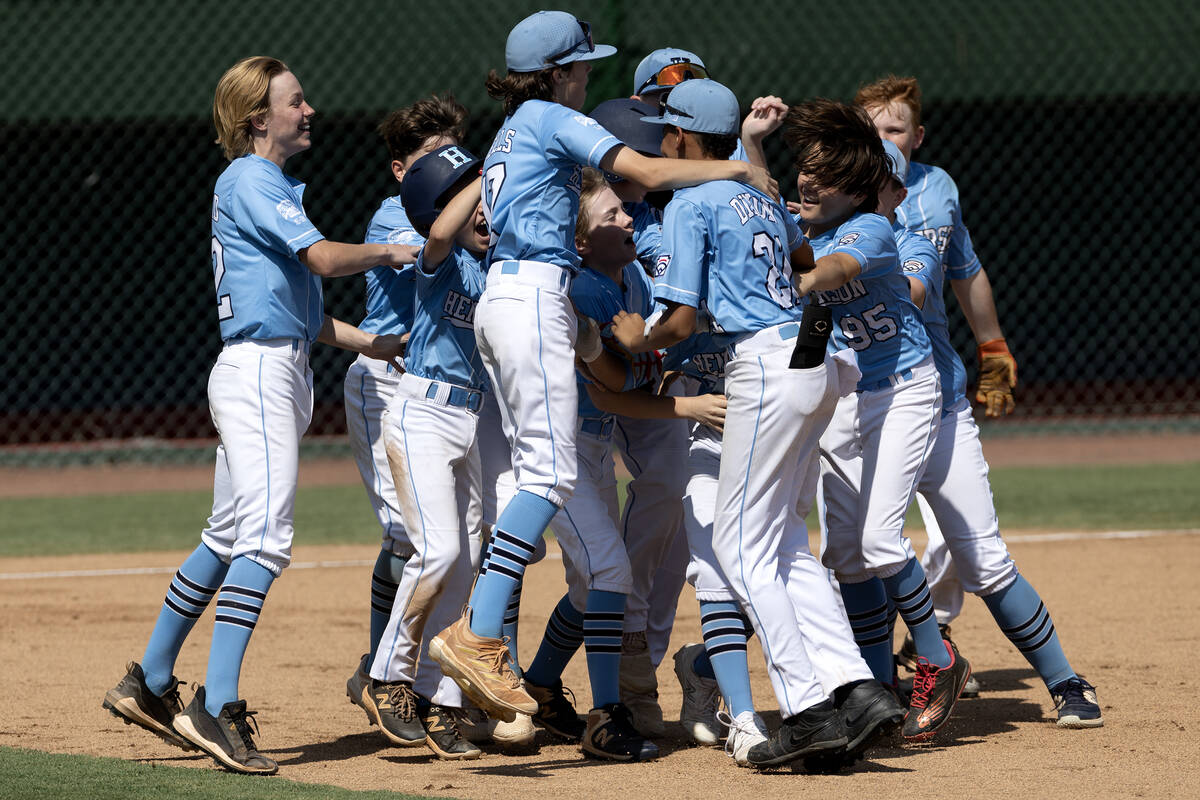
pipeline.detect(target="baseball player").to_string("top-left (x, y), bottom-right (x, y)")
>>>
top-left (428, 9), bottom-right (777, 735)
top-left (875, 126), bottom-right (1103, 728)
top-left (779, 100), bottom-right (971, 742)
top-left (102, 57), bottom-right (417, 774)
top-left (610, 80), bottom-right (902, 770)
top-left (856, 76), bottom-right (1014, 692)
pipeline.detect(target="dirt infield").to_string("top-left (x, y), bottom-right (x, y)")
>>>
top-left (2, 530), bottom-right (1198, 799)
top-left (3, 431), bottom-right (1200, 499)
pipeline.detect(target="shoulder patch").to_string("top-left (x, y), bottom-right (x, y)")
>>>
top-left (276, 199), bottom-right (305, 224)
top-left (902, 258), bottom-right (925, 273)
top-left (838, 232), bottom-right (860, 246)
top-left (654, 253), bottom-right (672, 278)
top-left (572, 114), bottom-right (602, 129)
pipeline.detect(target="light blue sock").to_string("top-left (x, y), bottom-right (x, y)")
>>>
top-left (369, 548), bottom-right (407, 661)
top-left (696, 601), bottom-right (755, 717)
top-left (983, 575), bottom-right (1075, 689)
top-left (583, 590), bottom-right (625, 708)
top-left (503, 577), bottom-right (524, 675)
top-left (469, 490), bottom-right (557, 637)
top-left (839, 577), bottom-right (896, 682)
top-left (204, 557), bottom-right (275, 715)
top-left (882, 558), bottom-right (951, 669)
top-left (524, 593), bottom-right (585, 688)
top-left (142, 543), bottom-right (228, 696)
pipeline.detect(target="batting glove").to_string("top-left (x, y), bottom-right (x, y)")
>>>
top-left (976, 338), bottom-right (1017, 417)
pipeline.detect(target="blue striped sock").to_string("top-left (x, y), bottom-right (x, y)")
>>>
top-left (697, 601), bottom-right (755, 717)
top-left (583, 590), bottom-right (625, 708)
top-left (204, 557), bottom-right (274, 714)
top-left (882, 558), bottom-right (951, 669)
top-left (469, 491), bottom-right (557, 638)
top-left (983, 575), bottom-right (1075, 689)
top-left (368, 548), bottom-right (407, 661)
top-left (839, 577), bottom-right (896, 682)
top-left (142, 544), bottom-right (227, 696)
top-left (503, 577), bottom-right (524, 676)
top-left (524, 593), bottom-right (585, 688)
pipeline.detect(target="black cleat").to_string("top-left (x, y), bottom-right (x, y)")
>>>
top-left (902, 639), bottom-right (972, 742)
top-left (747, 699), bottom-right (848, 769)
top-left (419, 703), bottom-right (483, 760)
top-left (581, 703), bottom-right (659, 762)
top-left (102, 661), bottom-right (196, 751)
top-left (358, 678), bottom-right (426, 747)
top-left (525, 678), bottom-right (586, 741)
top-left (173, 686), bottom-right (277, 775)
top-left (836, 679), bottom-right (906, 755)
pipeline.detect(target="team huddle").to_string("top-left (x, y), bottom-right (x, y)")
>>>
top-left (101, 9), bottom-right (1103, 777)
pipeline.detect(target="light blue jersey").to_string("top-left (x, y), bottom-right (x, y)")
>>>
top-left (627, 201), bottom-right (663, 273)
top-left (662, 326), bottom-right (731, 395)
top-left (403, 246), bottom-right (489, 391)
top-left (653, 181), bottom-right (806, 342)
top-left (897, 223), bottom-right (966, 410)
top-left (572, 263), bottom-right (660, 421)
top-left (807, 212), bottom-right (931, 389)
top-left (482, 100), bottom-right (621, 272)
top-left (359, 196), bottom-right (423, 336)
top-left (897, 162), bottom-right (982, 282)
top-left (210, 155), bottom-right (326, 342)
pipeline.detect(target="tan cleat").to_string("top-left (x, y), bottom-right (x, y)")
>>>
top-left (429, 610), bottom-right (537, 723)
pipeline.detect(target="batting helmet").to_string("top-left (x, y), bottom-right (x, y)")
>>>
top-left (400, 144), bottom-right (482, 237)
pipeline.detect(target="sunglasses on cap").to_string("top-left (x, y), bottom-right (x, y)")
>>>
top-left (638, 61), bottom-right (709, 94)
top-left (547, 19), bottom-right (595, 63)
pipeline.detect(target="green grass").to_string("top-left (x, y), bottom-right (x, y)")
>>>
top-left (1, 462), bottom-right (1197, 559)
top-left (0, 747), bottom-right (437, 800)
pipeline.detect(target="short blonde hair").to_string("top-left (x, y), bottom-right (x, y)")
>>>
top-left (213, 56), bottom-right (290, 160)
top-left (574, 168), bottom-right (610, 248)
top-left (854, 75), bottom-right (923, 129)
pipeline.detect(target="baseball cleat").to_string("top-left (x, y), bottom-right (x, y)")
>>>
top-left (345, 653), bottom-right (371, 718)
top-left (358, 678), bottom-right (426, 747)
top-left (673, 643), bottom-right (723, 745)
top-left (581, 703), bottom-right (659, 762)
top-left (428, 611), bottom-right (536, 723)
top-left (1050, 677), bottom-right (1104, 728)
top-left (450, 705), bottom-right (493, 745)
top-left (902, 639), bottom-right (972, 742)
top-left (897, 626), bottom-right (980, 698)
top-left (835, 679), bottom-right (906, 756)
top-left (720, 709), bottom-right (768, 767)
top-left (489, 712), bottom-right (538, 748)
top-left (620, 632), bottom-right (664, 737)
top-left (173, 686), bottom-right (277, 775)
top-left (525, 678), bottom-right (586, 741)
top-left (418, 703), bottom-right (483, 760)
top-left (746, 699), bottom-right (848, 769)
top-left (102, 661), bottom-right (196, 752)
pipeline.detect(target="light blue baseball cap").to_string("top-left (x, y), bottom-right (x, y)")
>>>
top-left (505, 11), bottom-right (617, 73)
top-left (882, 138), bottom-right (908, 183)
top-left (633, 48), bottom-right (708, 96)
top-left (640, 79), bottom-right (739, 136)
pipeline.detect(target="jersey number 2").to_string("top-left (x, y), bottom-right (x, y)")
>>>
top-left (753, 231), bottom-right (799, 309)
top-left (211, 236), bottom-right (234, 321)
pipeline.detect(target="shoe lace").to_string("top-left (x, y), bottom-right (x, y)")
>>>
top-left (717, 710), bottom-right (758, 757)
top-left (909, 658), bottom-right (939, 710)
top-left (161, 677), bottom-right (185, 714)
top-left (433, 706), bottom-right (465, 736)
top-left (228, 706), bottom-right (262, 753)
top-left (1053, 678), bottom-right (1091, 709)
top-left (480, 637), bottom-right (523, 689)
top-left (385, 684), bottom-right (418, 720)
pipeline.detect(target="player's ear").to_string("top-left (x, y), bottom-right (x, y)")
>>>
top-left (391, 160), bottom-right (406, 183)
top-left (913, 125), bottom-right (925, 151)
top-left (576, 235), bottom-right (591, 257)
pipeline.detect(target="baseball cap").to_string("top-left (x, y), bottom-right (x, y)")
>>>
top-left (505, 11), bottom-right (616, 73)
top-left (589, 98), bottom-right (662, 156)
top-left (881, 138), bottom-right (908, 183)
top-left (640, 79), bottom-right (739, 136)
top-left (633, 48), bottom-right (708, 96)
top-left (399, 144), bottom-right (482, 237)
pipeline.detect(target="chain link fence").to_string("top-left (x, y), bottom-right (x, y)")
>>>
top-left (3, 0), bottom-right (1198, 464)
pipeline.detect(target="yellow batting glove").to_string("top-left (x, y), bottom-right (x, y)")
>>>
top-left (976, 338), bottom-right (1017, 417)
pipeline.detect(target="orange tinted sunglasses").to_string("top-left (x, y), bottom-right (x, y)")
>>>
top-left (640, 62), bottom-right (709, 93)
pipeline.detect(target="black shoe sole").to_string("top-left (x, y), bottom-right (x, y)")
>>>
top-left (581, 743), bottom-right (659, 762)
top-left (749, 734), bottom-right (849, 768)
top-left (845, 707), bottom-right (905, 753)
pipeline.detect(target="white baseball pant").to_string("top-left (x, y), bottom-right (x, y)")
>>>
top-left (713, 324), bottom-right (859, 717)
top-left (915, 398), bottom-right (1018, 601)
top-left (343, 353), bottom-right (413, 557)
top-left (550, 425), bottom-right (633, 612)
top-left (478, 391), bottom-right (517, 529)
top-left (820, 358), bottom-right (942, 583)
top-left (201, 338), bottom-right (312, 577)
top-left (372, 374), bottom-right (483, 708)
top-left (474, 260), bottom-right (578, 508)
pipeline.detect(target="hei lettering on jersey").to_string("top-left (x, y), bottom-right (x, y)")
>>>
top-left (894, 222), bottom-right (967, 410)
top-left (211, 154), bottom-right (325, 342)
top-left (654, 181), bottom-right (806, 342)
top-left (358, 195), bottom-right (422, 336)
top-left (897, 162), bottom-right (982, 281)
top-left (807, 212), bottom-right (931, 389)
top-left (481, 101), bottom-right (621, 272)
top-left (404, 246), bottom-right (489, 391)
top-left (662, 325), bottom-right (732, 395)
